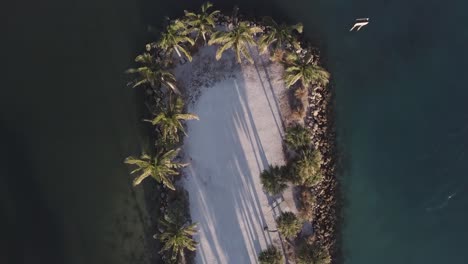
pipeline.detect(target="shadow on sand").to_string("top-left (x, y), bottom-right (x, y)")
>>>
top-left (182, 50), bottom-right (287, 263)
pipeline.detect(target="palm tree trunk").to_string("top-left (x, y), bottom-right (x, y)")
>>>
top-left (232, 6), bottom-right (239, 26)
top-left (180, 252), bottom-right (186, 264)
top-left (174, 45), bottom-right (182, 58)
top-left (202, 32), bottom-right (207, 43)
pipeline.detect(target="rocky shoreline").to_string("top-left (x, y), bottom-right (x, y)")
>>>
top-left (306, 83), bottom-right (340, 263)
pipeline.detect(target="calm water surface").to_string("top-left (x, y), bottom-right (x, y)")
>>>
top-left (3, 0), bottom-right (468, 263)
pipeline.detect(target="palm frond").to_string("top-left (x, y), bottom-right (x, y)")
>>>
top-left (215, 41), bottom-right (233, 60)
top-left (176, 113), bottom-right (199, 121)
top-left (132, 168), bottom-right (153, 186)
top-left (143, 112), bottom-right (165, 125)
top-left (202, 1), bottom-right (213, 12)
top-left (292, 22), bottom-right (303, 33)
top-left (240, 45), bottom-right (254, 64)
top-left (176, 45), bottom-right (193, 62)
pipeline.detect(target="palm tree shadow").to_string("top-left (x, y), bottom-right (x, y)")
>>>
top-left (181, 51), bottom-right (288, 263)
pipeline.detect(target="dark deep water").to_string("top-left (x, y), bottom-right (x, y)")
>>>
top-left (3, 0), bottom-right (468, 263)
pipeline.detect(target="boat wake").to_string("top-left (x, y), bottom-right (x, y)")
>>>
top-left (425, 191), bottom-right (458, 212)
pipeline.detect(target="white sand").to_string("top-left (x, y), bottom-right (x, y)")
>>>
top-left (175, 46), bottom-right (296, 263)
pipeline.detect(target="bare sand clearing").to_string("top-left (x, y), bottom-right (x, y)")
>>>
top-left (175, 46), bottom-right (296, 263)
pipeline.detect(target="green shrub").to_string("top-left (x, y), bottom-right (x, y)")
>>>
top-left (165, 189), bottom-right (190, 225)
top-left (290, 149), bottom-right (323, 187)
top-left (298, 188), bottom-right (316, 221)
top-left (276, 212), bottom-right (302, 239)
top-left (260, 165), bottom-right (288, 195)
top-left (284, 124), bottom-right (311, 150)
top-left (258, 245), bottom-right (283, 264)
top-left (296, 240), bottom-right (331, 264)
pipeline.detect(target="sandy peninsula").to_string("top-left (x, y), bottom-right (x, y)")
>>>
top-left (175, 45), bottom-right (298, 263)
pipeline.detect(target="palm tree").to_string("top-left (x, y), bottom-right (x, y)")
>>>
top-left (284, 124), bottom-right (311, 151)
top-left (152, 20), bottom-right (195, 61)
top-left (260, 165), bottom-right (288, 195)
top-left (258, 17), bottom-right (303, 54)
top-left (124, 148), bottom-right (188, 190)
top-left (291, 149), bottom-right (323, 187)
top-left (184, 2), bottom-right (220, 43)
top-left (276, 211), bottom-right (302, 239)
top-left (208, 21), bottom-right (263, 63)
top-left (144, 96), bottom-right (199, 144)
top-left (126, 53), bottom-right (180, 94)
top-left (155, 218), bottom-right (198, 263)
top-left (284, 53), bottom-right (330, 89)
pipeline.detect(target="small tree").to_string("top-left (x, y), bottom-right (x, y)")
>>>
top-left (284, 124), bottom-right (311, 151)
top-left (258, 245), bottom-right (283, 264)
top-left (276, 212), bottom-right (301, 239)
top-left (296, 240), bottom-right (331, 264)
top-left (260, 165), bottom-right (288, 195)
top-left (291, 149), bottom-right (323, 187)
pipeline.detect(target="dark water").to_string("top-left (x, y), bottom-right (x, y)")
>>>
top-left (3, 0), bottom-right (468, 263)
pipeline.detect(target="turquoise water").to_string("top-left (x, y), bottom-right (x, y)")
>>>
top-left (3, 0), bottom-right (468, 263)
top-left (303, 1), bottom-right (468, 263)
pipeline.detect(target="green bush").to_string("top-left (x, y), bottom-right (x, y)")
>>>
top-left (260, 165), bottom-right (289, 195)
top-left (276, 212), bottom-right (302, 239)
top-left (298, 188), bottom-right (316, 221)
top-left (290, 149), bottom-right (323, 187)
top-left (165, 189), bottom-right (190, 225)
top-left (284, 124), bottom-right (311, 150)
top-left (296, 240), bottom-right (331, 264)
top-left (258, 245), bottom-right (283, 264)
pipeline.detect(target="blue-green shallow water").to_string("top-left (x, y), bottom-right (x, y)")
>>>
top-left (295, 0), bottom-right (468, 263)
top-left (3, 0), bottom-right (468, 263)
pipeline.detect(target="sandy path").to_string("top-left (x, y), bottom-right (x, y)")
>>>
top-left (177, 47), bottom-right (291, 263)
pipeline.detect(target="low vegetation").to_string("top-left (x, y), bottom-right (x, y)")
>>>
top-left (260, 165), bottom-right (289, 195)
top-left (164, 189), bottom-right (191, 226)
top-left (290, 148), bottom-right (323, 187)
top-left (298, 187), bottom-right (316, 221)
top-left (258, 246), bottom-right (283, 264)
top-left (276, 212), bottom-right (302, 239)
top-left (284, 124), bottom-right (312, 150)
top-left (296, 240), bottom-right (331, 264)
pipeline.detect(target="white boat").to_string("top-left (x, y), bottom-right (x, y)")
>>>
top-left (350, 18), bottom-right (369, 31)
